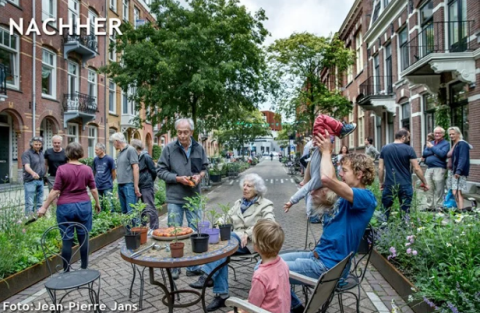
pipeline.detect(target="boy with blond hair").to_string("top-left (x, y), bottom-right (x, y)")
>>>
top-left (232, 219), bottom-right (290, 313)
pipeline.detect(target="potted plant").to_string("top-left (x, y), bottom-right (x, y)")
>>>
top-left (218, 203), bottom-right (233, 241)
top-left (184, 194), bottom-right (210, 253)
top-left (119, 205), bottom-right (143, 250)
top-left (169, 213), bottom-right (185, 258)
top-left (205, 209), bottom-right (220, 244)
top-left (209, 164), bottom-right (222, 183)
top-left (129, 201), bottom-right (149, 245)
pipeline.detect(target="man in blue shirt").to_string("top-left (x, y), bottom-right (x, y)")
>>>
top-left (379, 129), bottom-right (429, 219)
top-left (421, 126), bottom-right (449, 211)
top-left (93, 143), bottom-right (116, 211)
top-left (283, 130), bottom-right (377, 313)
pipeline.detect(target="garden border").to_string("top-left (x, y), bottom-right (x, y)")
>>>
top-left (0, 226), bottom-right (124, 302)
top-left (371, 249), bottom-right (434, 313)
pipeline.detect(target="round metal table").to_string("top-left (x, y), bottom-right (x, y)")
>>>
top-left (121, 236), bottom-right (239, 312)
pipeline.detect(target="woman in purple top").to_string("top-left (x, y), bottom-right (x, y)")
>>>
top-left (38, 142), bottom-right (101, 270)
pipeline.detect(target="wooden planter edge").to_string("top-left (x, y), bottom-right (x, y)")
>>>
top-left (370, 249), bottom-right (434, 313)
top-left (0, 226), bottom-right (124, 302)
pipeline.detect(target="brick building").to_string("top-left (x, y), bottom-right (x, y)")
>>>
top-left (261, 110), bottom-right (282, 131)
top-left (327, 0), bottom-right (480, 187)
top-left (0, 0), bottom-right (174, 183)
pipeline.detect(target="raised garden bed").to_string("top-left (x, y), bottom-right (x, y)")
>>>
top-left (0, 226), bottom-right (124, 302)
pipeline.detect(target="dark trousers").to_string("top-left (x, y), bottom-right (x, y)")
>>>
top-left (140, 186), bottom-right (159, 229)
top-left (382, 184), bottom-right (413, 220)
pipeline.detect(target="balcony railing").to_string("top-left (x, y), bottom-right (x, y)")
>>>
top-left (63, 93), bottom-right (97, 114)
top-left (0, 64), bottom-right (6, 96)
top-left (359, 76), bottom-right (393, 98)
top-left (63, 28), bottom-right (98, 57)
top-left (401, 20), bottom-right (474, 69)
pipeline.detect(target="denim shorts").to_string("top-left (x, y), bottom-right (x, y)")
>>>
top-left (56, 201), bottom-right (93, 238)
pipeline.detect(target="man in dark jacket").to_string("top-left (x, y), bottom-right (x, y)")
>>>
top-left (421, 126), bottom-right (450, 211)
top-left (131, 139), bottom-right (159, 230)
top-left (157, 118), bottom-right (209, 279)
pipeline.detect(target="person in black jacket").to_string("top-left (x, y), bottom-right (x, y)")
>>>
top-left (130, 139), bottom-right (159, 230)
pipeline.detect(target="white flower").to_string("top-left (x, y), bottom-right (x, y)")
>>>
top-left (417, 227), bottom-right (425, 232)
top-left (408, 295), bottom-right (414, 303)
top-left (435, 213), bottom-right (445, 218)
top-left (446, 243), bottom-right (452, 247)
top-left (441, 220), bottom-right (449, 226)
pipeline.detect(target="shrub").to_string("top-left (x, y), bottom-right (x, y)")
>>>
top-left (152, 145), bottom-right (162, 161)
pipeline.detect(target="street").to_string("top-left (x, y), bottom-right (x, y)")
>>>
top-left (3, 158), bottom-right (412, 313)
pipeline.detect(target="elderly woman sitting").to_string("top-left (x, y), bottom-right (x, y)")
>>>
top-left (189, 173), bottom-right (275, 311)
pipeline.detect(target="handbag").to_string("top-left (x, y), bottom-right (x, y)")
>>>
top-left (443, 189), bottom-right (457, 209)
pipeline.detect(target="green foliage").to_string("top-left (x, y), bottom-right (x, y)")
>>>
top-left (206, 209), bottom-right (220, 228)
top-left (268, 32), bottom-right (354, 133)
top-left (372, 183), bottom-right (480, 312)
top-left (79, 157), bottom-right (94, 168)
top-left (184, 193), bottom-right (209, 231)
top-left (435, 104), bottom-right (451, 136)
top-left (152, 145), bottom-right (162, 161)
top-left (102, 0), bottom-right (272, 137)
top-left (209, 163), bottom-right (222, 176)
top-left (155, 180), bottom-right (166, 207)
top-left (168, 212), bottom-right (182, 243)
top-left (218, 203), bottom-right (232, 226)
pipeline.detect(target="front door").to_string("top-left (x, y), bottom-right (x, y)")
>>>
top-left (0, 126), bottom-right (9, 183)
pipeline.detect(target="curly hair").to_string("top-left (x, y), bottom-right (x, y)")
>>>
top-left (340, 153), bottom-right (375, 186)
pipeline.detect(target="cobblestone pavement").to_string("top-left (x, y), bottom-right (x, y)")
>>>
top-left (2, 158), bottom-right (414, 313)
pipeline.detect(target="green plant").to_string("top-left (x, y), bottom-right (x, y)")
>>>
top-left (184, 193), bottom-right (209, 232)
top-left (154, 180), bottom-right (166, 207)
top-left (218, 203), bottom-right (232, 226)
top-left (79, 157), bottom-right (94, 168)
top-left (206, 209), bottom-right (220, 228)
top-left (118, 200), bottom-right (148, 233)
top-left (152, 145), bottom-right (162, 161)
top-left (209, 163), bottom-right (222, 175)
top-left (168, 213), bottom-right (182, 243)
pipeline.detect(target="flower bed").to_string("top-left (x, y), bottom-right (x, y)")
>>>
top-left (370, 183), bottom-right (480, 312)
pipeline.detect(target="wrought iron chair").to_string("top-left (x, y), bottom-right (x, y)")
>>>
top-left (40, 222), bottom-right (101, 313)
top-left (336, 228), bottom-right (376, 313)
top-left (226, 252), bottom-right (354, 313)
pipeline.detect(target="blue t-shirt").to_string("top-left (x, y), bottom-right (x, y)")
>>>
top-left (315, 188), bottom-right (376, 269)
top-left (380, 143), bottom-right (417, 186)
top-left (93, 155), bottom-right (116, 191)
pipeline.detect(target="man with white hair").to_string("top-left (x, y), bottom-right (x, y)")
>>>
top-left (110, 132), bottom-right (140, 214)
top-left (44, 135), bottom-right (68, 190)
top-left (157, 118), bottom-right (209, 279)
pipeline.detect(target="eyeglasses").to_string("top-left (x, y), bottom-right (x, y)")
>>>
top-left (32, 137), bottom-right (43, 142)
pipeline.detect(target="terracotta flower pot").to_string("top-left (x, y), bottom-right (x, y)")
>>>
top-left (170, 242), bottom-right (184, 258)
top-left (131, 227), bottom-right (148, 244)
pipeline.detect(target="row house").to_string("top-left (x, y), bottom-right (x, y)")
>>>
top-left (330, 0), bottom-right (480, 186)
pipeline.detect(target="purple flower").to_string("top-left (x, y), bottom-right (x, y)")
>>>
top-left (412, 250), bottom-right (418, 256)
top-left (447, 302), bottom-right (459, 313)
top-left (423, 297), bottom-right (437, 309)
top-left (406, 248), bottom-right (412, 254)
top-left (389, 246), bottom-right (396, 254)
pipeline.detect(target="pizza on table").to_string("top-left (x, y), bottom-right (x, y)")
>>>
top-left (153, 227), bottom-right (194, 237)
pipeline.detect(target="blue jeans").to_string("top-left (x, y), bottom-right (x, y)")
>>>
top-left (24, 180), bottom-right (44, 216)
top-left (201, 232), bottom-right (249, 295)
top-left (167, 203), bottom-right (202, 230)
top-left (118, 183), bottom-right (137, 214)
top-left (382, 184), bottom-right (413, 220)
top-left (280, 251), bottom-right (330, 309)
top-left (98, 188), bottom-right (114, 212)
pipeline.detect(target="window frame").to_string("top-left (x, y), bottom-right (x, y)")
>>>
top-left (0, 27), bottom-right (20, 90)
top-left (123, 0), bottom-right (129, 22)
top-left (109, 32), bottom-right (116, 61)
top-left (399, 27), bottom-right (409, 71)
top-left (449, 81), bottom-right (469, 141)
top-left (109, 80), bottom-right (116, 114)
top-left (134, 6), bottom-right (140, 29)
top-left (110, 0), bottom-right (117, 12)
top-left (42, 0), bottom-right (57, 25)
top-left (87, 125), bottom-right (98, 158)
top-left (87, 68), bottom-right (97, 104)
top-left (355, 31), bottom-right (363, 75)
top-left (348, 112), bottom-right (355, 148)
top-left (401, 102), bottom-right (411, 130)
top-left (41, 48), bottom-right (57, 99)
top-left (66, 123), bottom-right (79, 143)
top-left (423, 93), bottom-right (436, 138)
top-left (357, 107), bottom-right (365, 146)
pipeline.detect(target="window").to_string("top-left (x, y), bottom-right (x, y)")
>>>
top-left (109, 32), bottom-right (116, 61)
top-left (88, 126), bottom-right (97, 158)
top-left (68, 0), bottom-right (79, 31)
top-left (372, 2), bottom-right (381, 23)
top-left (88, 69), bottom-right (97, 104)
top-left (355, 32), bottom-right (363, 75)
top-left (384, 43), bottom-right (392, 94)
top-left (89, 10), bottom-right (98, 48)
top-left (420, 1), bottom-right (434, 57)
top-left (109, 128), bottom-right (117, 157)
top-left (122, 89), bottom-right (128, 114)
top-left (0, 27), bottom-right (19, 89)
top-left (67, 123), bottom-right (79, 143)
top-left (41, 49), bottom-right (56, 98)
top-left (450, 82), bottom-right (469, 141)
top-left (67, 61), bottom-right (79, 95)
top-left (401, 102), bottom-right (410, 130)
top-left (42, 0), bottom-right (57, 23)
top-left (423, 93), bottom-right (436, 136)
top-left (383, 0), bottom-right (390, 8)
top-left (399, 27), bottom-right (409, 70)
top-left (376, 116), bottom-right (382, 149)
top-left (373, 54), bottom-right (380, 94)
top-left (7, 0), bottom-right (19, 5)
top-left (123, 0), bottom-right (129, 21)
top-left (358, 107), bottom-right (365, 145)
top-left (109, 80), bottom-right (116, 113)
top-left (348, 112), bottom-right (354, 148)
top-left (347, 63), bottom-right (353, 84)
top-left (110, 0), bottom-right (117, 12)
top-left (448, 0), bottom-right (468, 52)
top-left (134, 6), bottom-right (140, 29)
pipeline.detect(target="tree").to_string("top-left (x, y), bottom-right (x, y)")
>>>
top-left (102, 0), bottom-right (271, 138)
top-left (268, 32), bottom-right (354, 134)
top-left (215, 109), bottom-right (270, 153)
